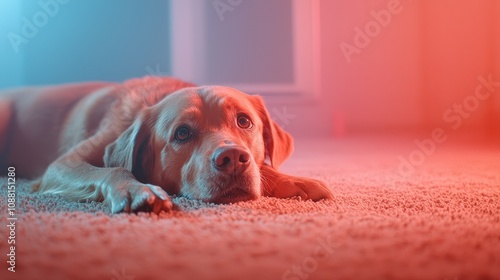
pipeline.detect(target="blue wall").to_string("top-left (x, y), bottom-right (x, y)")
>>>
top-left (0, 0), bottom-right (171, 89)
top-left (0, 1), bottom-right (24, 88)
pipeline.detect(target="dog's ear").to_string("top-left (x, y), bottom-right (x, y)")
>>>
top-left (104, 112), bottom-right (151, 177)
top-left (251, 96), bottom-right (294, 169)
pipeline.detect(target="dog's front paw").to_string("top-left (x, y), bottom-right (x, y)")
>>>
top-left (105, 182), bottom-right (173, 214)
top-left (270, 176), bottom-right (334, 201)
top-left (294, 177), bottom-right (334, 201)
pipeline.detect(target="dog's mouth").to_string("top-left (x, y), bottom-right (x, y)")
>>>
top-left (182, 156), bottom-right (261, 203)
top-left (210, 187), bottom-right (259, 204)
top-left (205, 173), bottom-right (260, 204)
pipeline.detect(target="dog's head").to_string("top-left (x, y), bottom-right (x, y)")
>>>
top-left (104, 86), bottom-right (293, 203)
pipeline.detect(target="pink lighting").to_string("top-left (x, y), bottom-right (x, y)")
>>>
top-left (0, 1), bottom-right (499, 280)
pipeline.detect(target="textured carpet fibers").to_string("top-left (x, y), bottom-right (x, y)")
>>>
top-left (0, 137), bottom-right (499, 280)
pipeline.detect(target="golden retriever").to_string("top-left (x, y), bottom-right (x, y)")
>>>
top-left (0, 77), bottom-right (333, 213)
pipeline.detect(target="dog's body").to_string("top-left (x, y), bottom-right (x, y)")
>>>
top-left (0, 76), bottom-right (333, 213)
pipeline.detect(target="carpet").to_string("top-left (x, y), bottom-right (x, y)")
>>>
top-left (0, 137), bottom-right (499, 280)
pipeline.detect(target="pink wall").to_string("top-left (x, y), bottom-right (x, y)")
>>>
top-left (420, 1), bottom-right (496, 129)
top-left (2, 1), bottom-right (497, 139)
top-left (314, 0), bottom-right (499, 138)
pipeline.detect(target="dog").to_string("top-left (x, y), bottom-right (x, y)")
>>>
top-left (0, 76), bottom-right (333, 213)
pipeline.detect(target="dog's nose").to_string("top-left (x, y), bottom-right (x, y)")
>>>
top-left (213, 146), bottom-right (250, 175)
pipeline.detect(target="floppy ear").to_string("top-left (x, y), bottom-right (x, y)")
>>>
top-left (251, 96), bottom-right (294, 169)
top-left (103, 112), bottom-right (151, 176)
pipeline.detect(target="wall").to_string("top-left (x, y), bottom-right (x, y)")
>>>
top-left (0, 1), bottom-right (23, 88)
top-left (319, 0), bottom-right (499, 136)
top-left (420, 0), bottom-right (497, 134)
top-left (1, 0), bottom-right (498, 138)
top-left (320, 0), bottom-right (423, 135)
top-left (0, 0), bottom-right (172, 89)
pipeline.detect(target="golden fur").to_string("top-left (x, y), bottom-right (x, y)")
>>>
top-left (0, 77), bottom-right (333, 213)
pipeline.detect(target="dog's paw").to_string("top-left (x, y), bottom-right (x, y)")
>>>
top-left (105, 182), bottom-right (173, 214)
top-left (271, 177), bottom-right (334, 201)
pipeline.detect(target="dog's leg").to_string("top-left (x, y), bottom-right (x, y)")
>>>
top-left (260, 165), bottom-right (333, 201)
top-left (35, 133), bottom-right (173, 214)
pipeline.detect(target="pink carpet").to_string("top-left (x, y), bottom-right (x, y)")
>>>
top-left (1, 137), bottom-right (499, 280)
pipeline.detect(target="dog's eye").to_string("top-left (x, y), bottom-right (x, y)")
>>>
top-left (237, 115), bottom-right (253, 129)
top-left (174, 126), bottom-right (192, 142)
